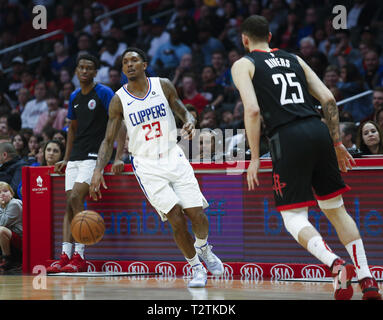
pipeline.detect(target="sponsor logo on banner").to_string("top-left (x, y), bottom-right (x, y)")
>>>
top-left (102, 261), bottom-right (122, 273)
top-left (211, 263), bottom-right (234, 285)
top-left (155, 262), bottom-right (177, 277)
top-left (182, 263), bottom-right (192, 277)
top-left (222, 263), bottom-right (234, 278)
top-left (301, 265), bottom-right (326, 279)
top-left (86, 261), bottom-right (96, 272)
top-left (371, 266), bottom-right (383, 280)
top-left (37, 176), bottom-right (43, 187)
top-left (32, 175), bottom-right (48, 194)
top-left (270, 264), bottom-right (294, 279)
top-left (213, 263), bottom-right (234, 280)
top-left (240, 263), bottom-right (263, 280)
top-left (128, 262), bottom-right (149, 274)
top-left (155, 262), bottom-right (177, 285)
top-left (222, 263), bottom-right (234, 280)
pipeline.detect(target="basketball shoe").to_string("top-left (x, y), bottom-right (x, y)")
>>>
top-left (330, 258), bottom-right (356, 300)
top-left (359, 277), bottom-right (382, 300)
top-left (188, 264), bottom-right (207, 288)
top-left (60, 252), bottom-right (87, 273)
top-left (195, 243), bottom-right (224, 276)
top-left (0, 255), bottom-right (20, 271)
top-left (46, 253), bottom-right (70, 273)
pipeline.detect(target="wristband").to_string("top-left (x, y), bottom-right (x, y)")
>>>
top-left (334, 141), bottom-right (342, 147)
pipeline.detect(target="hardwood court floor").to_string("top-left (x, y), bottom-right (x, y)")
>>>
top-left (0, 274), bottom-right (378, 300)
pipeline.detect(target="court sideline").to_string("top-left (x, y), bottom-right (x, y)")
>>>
top-left (0, 273), bottom-right (377, 300)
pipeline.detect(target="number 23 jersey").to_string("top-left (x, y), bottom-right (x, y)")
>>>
top-left (245, 49), bottom-right (320, 138)
top-left (116, 77), bottom-right (178, 158)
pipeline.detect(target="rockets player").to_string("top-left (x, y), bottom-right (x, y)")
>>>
top-left (89, 47), bottom-right (224, 287)
top-left (231, 15), bottom-right (381, 300)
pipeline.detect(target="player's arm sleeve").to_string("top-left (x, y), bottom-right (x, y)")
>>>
top-left (67, 91), bottom-right (78, 120)
top-left (98, 85), bottom-right (115, 112)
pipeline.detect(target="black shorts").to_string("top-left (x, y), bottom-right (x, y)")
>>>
top-left (269, 117), bottom-right (350, 211)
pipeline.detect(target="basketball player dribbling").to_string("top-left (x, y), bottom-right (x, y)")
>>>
top-left (89, 47), bottom-right (224, 287)
top-left (232, 15), bottom-right (381, 300)
top-left (47, 54), bottom-right (126, 273)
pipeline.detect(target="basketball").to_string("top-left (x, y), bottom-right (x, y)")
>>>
top-left (70, 210), bottom-right (105, 245)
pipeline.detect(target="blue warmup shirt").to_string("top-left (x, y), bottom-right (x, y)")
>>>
top-left (67, 83), bottom-right (114, 161)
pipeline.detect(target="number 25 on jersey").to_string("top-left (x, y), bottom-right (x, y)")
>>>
top-left (272, 72), bottom-right (304, 106)
top-left (142, 121), bottom-right (163, 141)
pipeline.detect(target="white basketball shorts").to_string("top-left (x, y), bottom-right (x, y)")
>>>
top-left (131, 145), bottom-right (209, 221)
top-left (65, 159), bottom-right (97, 192)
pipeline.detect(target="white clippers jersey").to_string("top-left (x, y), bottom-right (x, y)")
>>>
top-left (116, 77), bottom-right (177, 157)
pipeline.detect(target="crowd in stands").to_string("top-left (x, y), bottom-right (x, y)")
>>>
top-left (0, 0), bottom-right (382, 163)
top-left (0, 0), bottom-right (383, 270)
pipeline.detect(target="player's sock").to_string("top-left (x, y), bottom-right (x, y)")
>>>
top-left (62, 242), bottom-right (73, 258)
top-left (307, 236), bottom-right (339, 267)
top-left (186, 253), bottom-right (202, 268)
top-left (345, 239), bottom-right (372, 280)
top-left (194, 236), bottom-right (208, 248)
top-left (74, 243), bottom-right (85, 259)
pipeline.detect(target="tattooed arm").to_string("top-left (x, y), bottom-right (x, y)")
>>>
top-left (297, 55), bottom-right (355, 172)
top-left (89, 94), bottom-right (123, 200)
top-left (321, 99), bottom-right (341, 143)
top-left (160, 78), bottom-right (196, 139)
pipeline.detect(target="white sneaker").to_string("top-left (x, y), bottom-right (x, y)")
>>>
top-left (188, 264), bottom-right (207, 288)
top-left (195, 243), bottom-right (224, 276)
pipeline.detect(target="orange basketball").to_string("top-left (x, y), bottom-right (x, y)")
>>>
top-left (70, 210), bottom-right (105, 245)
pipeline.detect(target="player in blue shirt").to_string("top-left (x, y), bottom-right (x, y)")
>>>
top-left (47, 54), bottom-right (126, 273)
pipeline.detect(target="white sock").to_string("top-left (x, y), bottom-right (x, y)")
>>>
top-left (307, 236), bottom-right (339, 267)
top-left (62, 242), bottom-right (72, 258)
top-left (194, 236), bottom-right (208, 248)
top-left (74, 243), bottom-right (85, 259)
top-left (345, 239), bottom-right (372, 280)
top-left (186, 254), bottom-right (202, 268)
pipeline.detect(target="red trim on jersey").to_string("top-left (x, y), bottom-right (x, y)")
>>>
top-left (276, 200), bottom-right (317, 212)
top-left (315, 185), bottom-right (351, 201)
top-left (123, 77), bottom-right (151, 100)
top-left (251, 48), bottom-right (279, 53)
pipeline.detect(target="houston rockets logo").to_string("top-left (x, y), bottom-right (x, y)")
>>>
top-left (272, 173), bottom-right (286, 197)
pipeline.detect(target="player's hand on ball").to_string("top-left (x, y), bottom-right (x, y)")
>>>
top-left (181, 122), bottom-right (195, 140)
top-left (112, 159), bottom-right (124, 174)
top-left (89, 169), bottom-right (107, 201)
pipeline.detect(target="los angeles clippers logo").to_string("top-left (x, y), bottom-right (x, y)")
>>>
top-left (272, 173), bottom-right (286, 197)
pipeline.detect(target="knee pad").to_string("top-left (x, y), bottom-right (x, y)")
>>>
top-left (317, 195), bottom-right (344, 210)
top-left (280, 207), bottom-right (312, 241)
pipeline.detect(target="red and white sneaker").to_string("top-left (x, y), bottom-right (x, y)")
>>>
top-left (330, 258), bottom-right (356, 300)
top-left (46, 253), bottom-right (70, 273)
top-left (359, 277), bottom-right (382, 300)
top-left (60, 252), bottom-right (87, 273)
